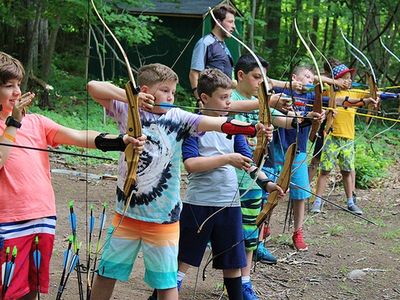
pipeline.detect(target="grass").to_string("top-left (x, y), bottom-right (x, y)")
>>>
top-left (382, 228), bottom-right (400, 240)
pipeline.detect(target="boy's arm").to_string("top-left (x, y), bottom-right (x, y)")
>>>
top-left (53, 126), bottom-right (146, 151)
top-left (87, 81), bottom-right (127, 110)
top-left (182, 135), bottom-right (252, 173)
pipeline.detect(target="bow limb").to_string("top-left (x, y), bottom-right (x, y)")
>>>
top-left (380, 37), bottom-right (400, 63)
top-left (294, 20), bottom-right (324, 142)
top-left (324, 85), bottom-right (337, 135)
top-left (209, 7), bottom-right (271, 171)
top-left (340, 29), bottom-right (379, 124)
top-left (256, 142), bottom-right (297, 227)
top-left (90, 1), bottom-right (142, 202)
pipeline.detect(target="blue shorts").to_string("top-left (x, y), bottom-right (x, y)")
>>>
top-left (274, 150), bottom-right (311, 200)
top-left (178, 203), bottom-right (247, 269)
top-left (98, 214), bottom-right (179, 289)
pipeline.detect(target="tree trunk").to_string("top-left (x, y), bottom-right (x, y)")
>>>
top-left (264, 0), bottom-right (282, 53)
top-left (310, 0), bottom-right (320, 47)
top-left (22, 0), bottom-right (42, 91)
top-left (41, 15), bottom-right (61, 82)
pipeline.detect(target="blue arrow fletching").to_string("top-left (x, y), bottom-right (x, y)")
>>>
top-left (89, 215), bottom-right (95, 234)
top-left (33, 250), bottom-right (41, 269)
top-left (158, 102), bottom-right (175, 109)
top-left (63, 249), bottom-right (73, 268)
top-left (70, 213), bottom-right (77, 233)
top-left (7, 263), bottom-right (15, 286)
top-left (68, 254), bottom-right (79, 274)
top-left (99, 213), bottom-right (106, 231)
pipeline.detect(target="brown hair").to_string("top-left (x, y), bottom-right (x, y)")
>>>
top-left (198, 68), bottom-right (234, 97)
top-left (211, 4), bottom-right (236, 28)
top-left (137, 63), bottom-right (178, 87)
top-left (0, 52), bottom-right (25, 84)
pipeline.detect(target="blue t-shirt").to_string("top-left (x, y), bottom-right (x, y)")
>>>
top-left (191, 33), bottom-right (234, 78)
top-left (108, 101), bottom-right (202, 224)
top-left (182, 132), bottom-right (251, 207)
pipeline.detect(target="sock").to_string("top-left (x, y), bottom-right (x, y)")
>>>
top-left (314, 196), bottom-right (322, 205)
top-left (347, 197), bottom-right (354, 207)
top-left (177, 271), bottom-right (185, 290)
top-left (224, 277), bottom-right (243, 300)
top-left (241, 275), bottom-right (250, 284)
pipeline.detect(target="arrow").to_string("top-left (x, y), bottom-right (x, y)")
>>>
top-left (33, 236), bottom-right (41, 300)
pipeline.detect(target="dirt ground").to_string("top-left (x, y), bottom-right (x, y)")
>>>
top-left (43, 159), bottom-right (400, 300)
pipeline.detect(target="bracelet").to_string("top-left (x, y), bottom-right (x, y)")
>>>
top-left (3, 132), bottom-right (16, 142)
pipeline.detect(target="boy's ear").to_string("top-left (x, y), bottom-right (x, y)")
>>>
top-left (291, 73), bottom-right (297, 81)
top-left (199, 92), bottom-right (209, 105)
top-left (140, 85), bottom-right (149, 93)
top-left (237, 70), bottom-right (245, 81)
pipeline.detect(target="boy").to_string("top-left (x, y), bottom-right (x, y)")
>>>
top-left (177, 68), bottom-right (284, 300)
top-left (311, 60), bottom-right (378, 215)
top-left (0, 51), bottom-right (145, 300)
top-left (272, 65), bottom-right (325, 251)
top-left (87, 64), bottom-right (270, 300)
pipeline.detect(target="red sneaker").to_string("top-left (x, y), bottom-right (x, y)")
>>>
top-left (292, 228), bottom-right (308, 251)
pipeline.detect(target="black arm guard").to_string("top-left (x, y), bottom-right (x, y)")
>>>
top-left (95, 133), bottom-right (126, 152)
top-left (249, 169), bottom-right (273, 191)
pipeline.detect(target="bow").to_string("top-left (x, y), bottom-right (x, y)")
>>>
top-left (256, 142), bottom-right (297, 226)
top-left (90, 1), bottom-right (142, 213)
top-left (340, 29), bottom-right (379, 124)
top-left (208, 7), bottom-right (271, 172)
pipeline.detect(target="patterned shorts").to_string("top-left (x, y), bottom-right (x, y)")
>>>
top-left (320, 135), bottom-right (354, 172)
top-left (241, 190), bottom-right (263, 251)
top-left (98, 214), bottom-right (179, 290)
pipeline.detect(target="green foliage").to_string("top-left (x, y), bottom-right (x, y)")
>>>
top-left (382, 228), bottom-right (400, 240)
top-left (325, 224), bottom-right (345, 236)
top-left (354, 121), bottom-right (399, 189)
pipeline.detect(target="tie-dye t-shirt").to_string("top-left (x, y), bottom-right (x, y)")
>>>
top-left (107, 100), bottom-right (202, 224)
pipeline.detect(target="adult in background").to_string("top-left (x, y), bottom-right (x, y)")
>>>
top-left (189, 4), bottom-right (236, 99)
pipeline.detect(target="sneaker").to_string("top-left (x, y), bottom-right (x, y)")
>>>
top-left (242, 281), bottom-right (259, 300)
top-left (255, 242), bottom-right (277, 264)
top-left (311, 199), bottom-right (323, 213)
top-left (292, 228), bottom-right (308, 251)
top-left (348, 204), bottom-right (363, 215)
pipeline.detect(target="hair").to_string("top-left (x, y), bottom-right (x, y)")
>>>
top-left (211, 4), bottom-right (236, 28)
top-left (198, 68), bottom-right (234, 97)
top-left (324, 57), bottom-right (342, 73)
top-left (292, 65), bottom-right (314, 76)
top-left (0, 52), bottom-right (25, 84)
top-left (234, 53), bottom-right (269, 80)
top-left (137, 63), bottom-right (178, 87)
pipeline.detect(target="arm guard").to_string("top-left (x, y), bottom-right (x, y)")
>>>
top-left (249, 169), bottom-right (273, 191)
top-left (95, 133), bottom-right (126, 152)
top-left (221, 117), bottom-right (257, 139)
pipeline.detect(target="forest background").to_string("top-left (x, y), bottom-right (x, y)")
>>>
top-left (0, 0), bottom-right (399, 188)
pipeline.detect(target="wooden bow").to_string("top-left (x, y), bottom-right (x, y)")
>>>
top-left (365, 72), bottom-right (379, 124)
top-left (309, 83), bottom-right (323, 142)
top-left (324, 84), bottom-right (337, 135)
top-left (90, 1), bottom-right (142, 209)
top-left (256, 142), bottom-right (296, 227)
top-left (209, 7), bottom-right (271, 171)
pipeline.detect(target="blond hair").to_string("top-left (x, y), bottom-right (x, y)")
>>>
top-left (137, 63), bottom-right (178, 87)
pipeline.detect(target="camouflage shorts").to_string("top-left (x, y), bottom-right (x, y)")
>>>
top-left (320, 135), bottom-right (354, 172)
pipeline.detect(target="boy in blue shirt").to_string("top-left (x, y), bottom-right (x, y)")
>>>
top-left (178, 68), bottom-right (284, 300)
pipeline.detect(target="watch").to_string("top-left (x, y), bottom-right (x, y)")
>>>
top-left (5, 116), bottom-right (22, 128)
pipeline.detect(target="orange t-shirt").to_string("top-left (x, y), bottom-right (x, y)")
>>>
top-left (0, 114), bottom-right (61, 223)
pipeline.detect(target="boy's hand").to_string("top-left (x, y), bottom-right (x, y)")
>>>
top-left (265, 182), bottom-right (286, 196)
top-left (138, 92), bottom-right (155, 112)
top-left (228, 153), bottom-right (253, 170)
top-left (270, 93), bottom-right (292, 111)
top-left (334, 78), bottom-right (351, 90)
top-left (255, 123), bottom-right (273, 142)
top-left (306, 110), bottom-right (326, 123)
top-left (363, 97), bottom-right (379, 108)
top-left (291, 80), bottom-right (304, 91)
top-left (123, 134), bottom-right (147, 153)
top-left (12, 92), bottom-right (35, 122)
